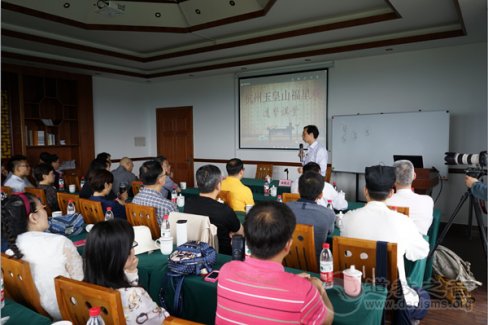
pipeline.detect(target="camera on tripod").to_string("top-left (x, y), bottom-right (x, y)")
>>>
top-left (444, 151), bottom-right (487, 178)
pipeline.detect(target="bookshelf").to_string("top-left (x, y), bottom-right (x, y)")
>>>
top-left (2, 65), bottom-right (95, 175)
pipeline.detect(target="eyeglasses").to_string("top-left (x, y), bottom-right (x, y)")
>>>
top-left (132, 241), bottom-right (138, 248)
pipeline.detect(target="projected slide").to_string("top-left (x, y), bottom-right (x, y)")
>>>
top-left (239, 69), bottom-right (328, 149)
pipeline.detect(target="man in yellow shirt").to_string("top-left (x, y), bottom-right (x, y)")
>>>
top-left (221, 158), bottom-right (255, 212)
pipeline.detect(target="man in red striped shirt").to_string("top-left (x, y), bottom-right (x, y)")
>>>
top-left (216, 201), bottom-right (334, 325)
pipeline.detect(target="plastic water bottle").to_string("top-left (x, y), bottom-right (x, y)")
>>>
top-left (80, 176), bottom-right (86, 189)
top-left (59, 177), bottom-right (65, 191)
top-left (263, 180), bottom-right (270, 196)
top-left (161, 214), bottom-right (171, 238)
top-left (326, 200), bottom-right (334, 211)
top-left (86, 306), bottom-right (105, 325)
top-left (277, 195), bottom-right (283, 203)
top-left (104, 207), bottom-right (114, 221)
top-left (320, 243), bottom-right (334, 289)
top-left (67, 199), bottom-right (76, 215)
top-left (335, 211), bottom-right (344, 229)
top-left (171, 186), bottom-right (177, 203)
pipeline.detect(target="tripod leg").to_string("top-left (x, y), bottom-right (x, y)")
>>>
top-left (468, 195), bottom-right (474, 239)
top-left (428, 190), bottom-right (470, 259)
top-left (472, 196), bottom-right (488, 257)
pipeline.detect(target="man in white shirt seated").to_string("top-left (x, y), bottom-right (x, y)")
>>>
top-left (4, 155), bottom-right (33, 192)
top-left (341, 165), bottom-right (430, 324)
top-left (386, 160), bottom-right (434, 235)
top-left (291, 162), bottom-right (348, 210)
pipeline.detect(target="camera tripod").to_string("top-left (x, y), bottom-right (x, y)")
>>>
top-left (429, 182), bottom-right (487, 259)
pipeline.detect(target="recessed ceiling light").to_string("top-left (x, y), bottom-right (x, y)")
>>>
top-left (195, 9), bottom-right (201, 15)
top-left (63, 3), bottom-right (70, 8)
top-left (229, 1), bottom-right (236, 6)
top-left (155, 12), bottom-right (161, 18)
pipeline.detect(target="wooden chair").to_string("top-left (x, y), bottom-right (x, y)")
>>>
top-left (325, 163), bottom-right (332, 183)
top-left (1, 186), bottom-right (12, 196)
top-left (283, 224), bottom-right (318, 273)
top-left (1, 253), bottom-right (50, 317)
top-left (55, 276), bottom-right (202, 325)
top-left (78, 198), bottom-right (105, 224)
top-left (217, 190), bottom-right (231, 205)
top-left (387, 205), bottom-right (410, 217)
top-left (255, 163), bottom-right (273, 180)
top-left (282, 193), bottom-right (300, 203)
top-left (332, 236), bottom-right (398, 288)
top-left (125, 203), bottom-right (160, 239)
top-left (25, 187), bottom-right (52, 215)
top-left (131, 181), bottom-right (143, 196)
top-left (57, 192), bottom-right (80, 215)
top-left (64, 173), bottom-right (81, 191)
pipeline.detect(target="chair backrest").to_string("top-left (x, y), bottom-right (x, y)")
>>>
top-left (387, 205), bottom-right (410, 217)
top-left (63, 174), bottom-right (81, 191)
top-left (168, 212), bottom-right (218, 250)
top-left (78, 198), bottom-right (105, 224)
top-left (55, 276), bottom-right (125, 325)
top-left (332, 236), bottom-right (398, 287)
top-left (325, 164), bottom-right (332, 183)
top-left (1, 186), bottom-right (12, 196)
top-left (57, 192), bottom-right (80, 215)
top-left (283, 224), bottom-right (318, 273)
top-left (255, 164), bottom-right (273, 180)
top-left (217, 190), bottom-right (231, 205)
top-left (1, 253), bottom-right (50, 317)
top-left (131, 181), bottom-right (143, 196)
top-left (125, 203), bottom-right (160, 239)
top-left (55, 276), bottom-right (203, 325)
top-left (24, 187), bottom-right (52, 215)
top-left (282, 193), bottom-right (300, 203)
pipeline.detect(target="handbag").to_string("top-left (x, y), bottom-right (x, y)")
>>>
top-left (48, 212), bottom-right (85, 236)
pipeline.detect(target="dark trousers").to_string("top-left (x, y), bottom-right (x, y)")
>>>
top-left (395, 286), bottom-right (430, 324)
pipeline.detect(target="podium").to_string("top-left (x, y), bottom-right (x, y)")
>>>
top-left (412, 168), bottom-right (439, 195)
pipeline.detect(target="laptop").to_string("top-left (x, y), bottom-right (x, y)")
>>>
top-left (393, 155), bottom-right (424, 168)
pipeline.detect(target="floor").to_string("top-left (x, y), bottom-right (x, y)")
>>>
top-left (422, 223), bottom-right (487, 325)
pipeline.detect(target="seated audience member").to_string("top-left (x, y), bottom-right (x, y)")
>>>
top-left (155, 155), bottom-right (180, 199)
top-left (465, 175), bottom-right (487, 201)
top-left (4, 155), bottom-right (33, 192)
top-left (40, 152), bottom-right (62, 189)
top-left (96, 152), bottom-right (112, 168)
top-left (286, 171), bottom-right (335, 262)
top-left (292, 162), bottom-right (348, 210)
top-left (84, 220), bottom-right (169, 324)
top-left (33, 163), bottom-right (60, 211)
top-left (89, 170), bottom-right (127, 219)
top-left (184, 165), bottom-right (243, 255)
top-left (132, 160), bottom-right (177, 225)
top-left (1, 193), bottom-right (83, 320)
top-left (80, 158), bottom-right (117, 200)
top-left (386, 160), bottom-right (434, 235)
top-left (217, 201), bottom-right (334, 324)
top-left (112, 157), bottom-right (137, 196)
top-left (220, 158), bottom-right (254, 212)
top-left (341, 165), bottom-right (429, 324)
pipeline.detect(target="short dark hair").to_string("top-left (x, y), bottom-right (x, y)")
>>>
top-left (39, 152), bottom-right (58, 164)
top-left (226, 158), bottom-right (244, 176)
top-left (154, 155), bottom-right (167, 164)
top-left (96, 152), bottom-right (111, 162)
top-left (244, 201), bottom-right (296, 259)
top-left (139, 160), bottom-right (163, 185)
top-left (90, 169), bottom-right (114, 192)
top-left (83, 219), bottom-right (134, 289)
top-left (304, 125), bottom-right (319, 139)
top-left (7, 155), bottom-right (27, 172)
top-left (85, 159), bottom-right (108, 180)
top-left (298, 171), bottom-right (324, 200)
top-left (365, 165), bottom-right (396, 201)
top-left (196, 165), bottom-right (221, 193)
top-left (303, 162), bottom-right (321, 174)
top-left (33, 163), bottom-right (54, 182)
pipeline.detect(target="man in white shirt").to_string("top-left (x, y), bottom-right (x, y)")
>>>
top-left (291, 162), bottom-right (348, 210)
top-left (341, 165), bottom-right (430, 324)
top-left (301, 125), bottom-right (328, 176)
top-left (4, 155), bottom-right (33, 192)
top-left (386, 160), bottom-right (434, 235)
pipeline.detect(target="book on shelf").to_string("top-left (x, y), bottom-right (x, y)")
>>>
top-left (46, 133), bottom-right (56, 146)
top-left (37, 130), bottom-right (45, 146)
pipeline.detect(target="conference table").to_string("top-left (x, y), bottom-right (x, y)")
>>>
top-left (2, 299), bottom-right (51, 325)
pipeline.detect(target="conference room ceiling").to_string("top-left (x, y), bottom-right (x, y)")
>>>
top-left (1, 0), bottom-right (486, 80)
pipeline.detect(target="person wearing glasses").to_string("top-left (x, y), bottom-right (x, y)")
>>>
top-left (1, 192), bottom-right (83, 320)
top-left (4, 155), bottom-right (34, 192)
top-left (84, 220), bottom-right (169, 324)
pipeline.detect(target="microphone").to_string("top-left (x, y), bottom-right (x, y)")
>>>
top-left (284, 168), bottom-right (289, 180)
top-left (299, 144), bottom-right (304, 163)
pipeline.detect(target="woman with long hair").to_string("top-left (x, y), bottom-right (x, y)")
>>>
top-left (1, 192), bottom-right (83, 320)
top-left (84, 220), bottom-right (169, 324)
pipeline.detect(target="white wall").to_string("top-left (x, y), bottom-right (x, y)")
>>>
top-left (93, 42), bottom-right (487, 224)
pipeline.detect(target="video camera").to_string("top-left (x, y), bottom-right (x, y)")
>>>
top-left (444, 151), bottom-right (487, 178)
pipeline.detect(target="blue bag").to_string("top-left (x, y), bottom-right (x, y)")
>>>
top-left (48, 213), bottom-right (85, 236)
